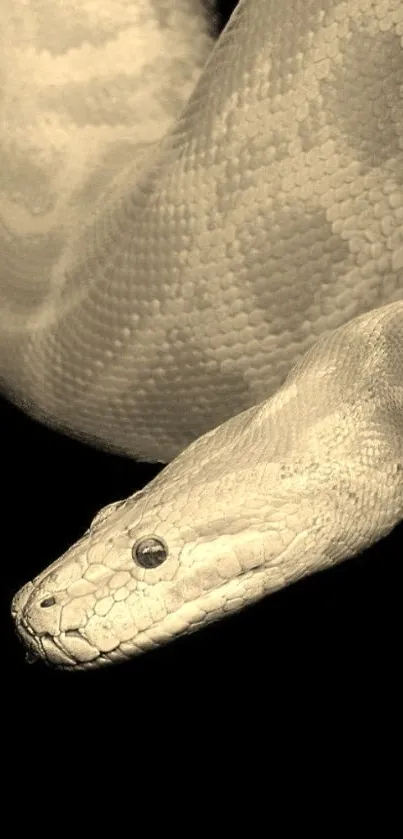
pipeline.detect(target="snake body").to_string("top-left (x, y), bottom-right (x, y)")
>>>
top-left (3, 0), bottom-right (402, 668)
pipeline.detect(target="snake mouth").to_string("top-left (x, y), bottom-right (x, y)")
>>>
top-left (13, 604), bottom-right (130, 670)
top-left (14, 618), bottom-right (114, 669)
top-left (14, 617), bottom-right (132, 669)
top-left (13, 614), bottom-right (77, 667)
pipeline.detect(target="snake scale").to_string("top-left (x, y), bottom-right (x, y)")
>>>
top-left (1, 0), bottom-right (402, 669)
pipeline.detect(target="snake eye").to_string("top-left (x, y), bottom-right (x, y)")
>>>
top-left (132, 537), bottom-right (168, 569)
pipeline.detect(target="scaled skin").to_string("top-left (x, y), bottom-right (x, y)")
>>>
top-left (12, 304), bottom-right (403, 668)
top-left (2, 1), bottom-right (402, 665)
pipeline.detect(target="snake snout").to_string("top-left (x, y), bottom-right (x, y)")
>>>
top-left (11, 580), bottom-right (102, 668)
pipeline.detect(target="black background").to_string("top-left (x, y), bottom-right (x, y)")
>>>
top-left (2, 0), bottom-right (400, 757)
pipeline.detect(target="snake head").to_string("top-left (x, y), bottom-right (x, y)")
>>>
top-left (10, 425), bottom-right (316, 670)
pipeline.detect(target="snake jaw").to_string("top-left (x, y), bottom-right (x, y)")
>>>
top-left (13, 614), bottom-right (106, 670)
top-left (11, 576), bottom-right (137, 670)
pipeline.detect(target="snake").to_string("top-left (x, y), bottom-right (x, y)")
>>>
top-left (3, 0), bottom-right (402, 669)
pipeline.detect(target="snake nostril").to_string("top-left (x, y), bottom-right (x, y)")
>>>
top-left (40, 596), bottom-right (56, 608)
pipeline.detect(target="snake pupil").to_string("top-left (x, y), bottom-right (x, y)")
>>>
top-left (133, 537), bottom-right (168, 569)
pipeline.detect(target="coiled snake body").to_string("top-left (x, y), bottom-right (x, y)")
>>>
top-left (2, 0), bottom-right (402, 668)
